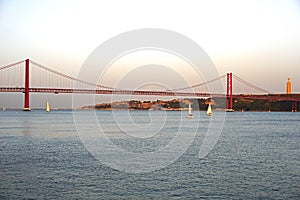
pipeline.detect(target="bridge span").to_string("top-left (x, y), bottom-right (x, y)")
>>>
top-left (0, 59), bottom-right (299, 111)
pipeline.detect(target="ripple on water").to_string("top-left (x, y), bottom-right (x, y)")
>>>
top-left (0, 110), bottom-right (299, 199)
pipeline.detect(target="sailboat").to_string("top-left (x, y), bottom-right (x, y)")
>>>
top-left (186, 103), bottom-right (193, 119)
top-left (2, 106), bottom-right (6, 111)
top-left (46, 101), bottom-right (50, 112)
top-left (206, 104), bottom-right (212, 116)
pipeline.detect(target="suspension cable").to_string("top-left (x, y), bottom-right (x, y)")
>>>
top-left (172, 74), bottom-right (226, 91)
top-left (30, 60), bottom-right (115, 90)
top-left (233, 74), bottom-right (271, 94)
top-left (0, 60), bottom-right (25, 71)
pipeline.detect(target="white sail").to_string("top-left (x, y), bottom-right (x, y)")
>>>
top-left (186, 103), bottom-right (193, 118)
top-left (188, 104), bottom-right (192, 115)
top-left (46, 101), bottom-right (50, 112)
top-left (206, 104), bottom-right (212, 116)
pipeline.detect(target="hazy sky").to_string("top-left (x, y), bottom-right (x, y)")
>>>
top-left (0, 0), bottom-right (299, 108)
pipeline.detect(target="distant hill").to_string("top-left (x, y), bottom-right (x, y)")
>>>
top-left (82, 95), bottom-right (299, 112)
top-left (82, 99), bottom-right (213, 111)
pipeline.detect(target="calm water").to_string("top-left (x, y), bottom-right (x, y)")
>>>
top-left (0, 110), bottom-right (299, 199)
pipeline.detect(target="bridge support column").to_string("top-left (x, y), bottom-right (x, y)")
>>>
top-left (226, 72), bottom-right (233, 111)
top-left (23, 59), bottom-right (30, 111)
top-left (292, 101), bottom-right (297, 112)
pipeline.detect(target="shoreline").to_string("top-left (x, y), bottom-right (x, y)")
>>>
top-left (2, 109), bottom-right (296, 112)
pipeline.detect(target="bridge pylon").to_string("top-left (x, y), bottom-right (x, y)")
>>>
top-left (23, 59), bottom-right (30, 111)
top-left (226, 72), bottom-right (233, 112)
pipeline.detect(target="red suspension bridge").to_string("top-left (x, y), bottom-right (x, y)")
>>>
top-left (0, 59), bottom-right (299, 111)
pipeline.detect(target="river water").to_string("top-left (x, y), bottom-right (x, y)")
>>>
top-left (0, 110), bottom-right (299, 199)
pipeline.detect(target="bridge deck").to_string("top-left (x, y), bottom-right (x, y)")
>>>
top-left (0, 87), bottom-right (299, 101)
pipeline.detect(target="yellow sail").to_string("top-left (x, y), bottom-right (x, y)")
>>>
top-left (206, 104), bottom-right (212, 116)
top-left (46, 101), bottom-right (50, 112)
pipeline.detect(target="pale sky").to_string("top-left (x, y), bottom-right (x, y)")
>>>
top-left (0, 0), bottom-right (299, 108)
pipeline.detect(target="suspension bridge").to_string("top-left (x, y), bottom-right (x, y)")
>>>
top-left (0, 59), bottom-right (299, 111)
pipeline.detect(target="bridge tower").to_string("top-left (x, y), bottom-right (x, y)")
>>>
top-left (226, 72), bottom-right (233, 111)
top-left (23, 59), bottom-right (30, 111)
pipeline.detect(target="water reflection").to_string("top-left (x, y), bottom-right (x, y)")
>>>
top-left (22, 120), bottom-right (32, 136)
